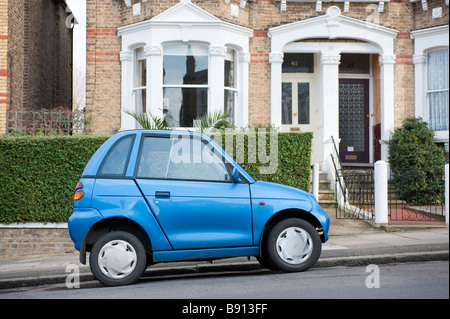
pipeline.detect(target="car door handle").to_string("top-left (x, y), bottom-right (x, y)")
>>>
top-left (155, 191), bottom-right (170, 198)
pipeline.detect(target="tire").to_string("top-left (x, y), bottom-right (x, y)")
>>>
top-left (261, 218), bottom-right (321, 272)
top-left (90, 231), bottom-right (147, 286)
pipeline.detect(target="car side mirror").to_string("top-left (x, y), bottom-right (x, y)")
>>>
top-left (231, 167), bottom-right (242, 183)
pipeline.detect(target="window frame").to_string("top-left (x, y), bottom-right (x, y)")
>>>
top-left (224, 48), bottom-right (238, 125)
top-left (97, 134), bottom-right (136, 177)
top-left (281, 53), bottom-right (317, 131)
top-left (162, 43), bottom-right (210, 127)
top-left (134, 133), bottom-right (247, 184)
top-left (132, 47), bottom-right (147, 114)
top-left (426, 48), bottom-right (449, 133)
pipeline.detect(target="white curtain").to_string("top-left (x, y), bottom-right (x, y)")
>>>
top-left (427, 49), bottom-right (449, 131)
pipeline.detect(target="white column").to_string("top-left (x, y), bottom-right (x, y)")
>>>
top-left (269, 52), bottom-right (284, 128)
top-left (120, 50), bottom-right (135, 130)
top-left (144, 45), bottom-right (164, 119)
top-left (374, 160), bottom-right (389, 224)
top-left (413, 54), bottom-right (427, 120)
top-left (237, 52), bottom-right (251, 128)
top-left (319, 52), bottom-right (340, 173)
top-left (209, 46), bottom-right (226, 114)
top-left (378, 54), bottom-right (396, 162)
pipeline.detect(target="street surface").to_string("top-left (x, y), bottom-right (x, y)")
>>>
top-left (1, 261), bottom-right (448, 300)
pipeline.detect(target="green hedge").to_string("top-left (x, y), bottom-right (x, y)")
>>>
top-left (212, 131), bottom-right (312, 191)
top-left (0, 135), bottom-right (108, 223)
top-left (0, 132), bottom-right (312, 223)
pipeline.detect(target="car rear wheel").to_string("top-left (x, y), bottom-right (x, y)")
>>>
top-left (90, 231), bottom-right (147, 286)
top-left (262, 218), bottom-right (321, 272)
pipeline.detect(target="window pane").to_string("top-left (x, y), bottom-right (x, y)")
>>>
top-left (339, 54), bottom-right (370, 74)
top-left (282, 82), bottom-right (292, 124)
top-left (135, 89), bottom-right (146, 113)
top-left (427, 49), bottom-right (449, 131)
top-left (429, 91), bottom-right (449, 131)
top-left (282, 53), bottom-right (314, 73)
top-left (298, 83), bottom-right (310, 124)
top-left (98, 135), bottom-right (135, 176)
top-left (168, 137), bottom-right (230, 181)
top-left (163, 44), bottom-right (208, 85)
top-left (134, 49), bottom-right (146, 88)
top-left (224, 89), bottom-right (235, 125)
top-left (225, 57), bottom-right (235, 88)
top-left (163, 87), bottom-right (208, 127)
top-left (137, 136), bottom-right (231, 181)
top-left (137, 137), bottom-right (171, 179)
top-left (427, 49), bottom-right (449, 91)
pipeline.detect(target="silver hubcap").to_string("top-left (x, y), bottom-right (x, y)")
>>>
top-left (276, 227), bottom-right (313, 264)
top-left (98, 240), bottom-right (138, 279)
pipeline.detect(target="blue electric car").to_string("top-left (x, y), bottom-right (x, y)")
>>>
top-left (68, 130), bottom-right (330, 286)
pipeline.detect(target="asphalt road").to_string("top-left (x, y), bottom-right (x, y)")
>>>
top-left (1, 261), bottom-right (448, 301)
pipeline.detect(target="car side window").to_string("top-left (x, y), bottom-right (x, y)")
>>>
top-left (137, 135), bottom-right (232, 182)
top-left (98, 135), bottom-right (135, 176)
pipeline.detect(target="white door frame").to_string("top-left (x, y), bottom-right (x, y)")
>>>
top-left (268, 6), bottom-right (398, 174)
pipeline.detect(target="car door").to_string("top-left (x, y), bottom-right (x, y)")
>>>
top-left (135, 133), bottom-right (253, 250)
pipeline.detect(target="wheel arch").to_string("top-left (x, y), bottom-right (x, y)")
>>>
top-left (259, 209), bottom-right (326, 249)
top-left (79, 217), bottom-right (153, 264)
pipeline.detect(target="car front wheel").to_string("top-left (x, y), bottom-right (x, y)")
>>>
top-left (90, 231), bottom-right (147, 286)
top-left (262, 218), bottom-right (322, 272)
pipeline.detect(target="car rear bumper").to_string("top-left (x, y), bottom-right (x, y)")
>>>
top-left (68, 208), bottom-right (103, 251)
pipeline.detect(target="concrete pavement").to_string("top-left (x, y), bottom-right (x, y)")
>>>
top-left (0, 209), bottom-right (448, 290)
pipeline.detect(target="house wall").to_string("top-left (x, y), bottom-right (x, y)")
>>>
top-left (85, 0), bottom-right (448, 135)
top-left (0, 0), bottom-right (10, 133)
top-left (0, 0), bottom-right (73, 134)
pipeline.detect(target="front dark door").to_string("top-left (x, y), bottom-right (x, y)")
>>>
top-left (338, 79), bottom-right (370, 163)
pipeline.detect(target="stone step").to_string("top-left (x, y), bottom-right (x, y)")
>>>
top-left (319, 190), bottom-right (335, 201)
top-left (317, 199), bottom-right (337, 208)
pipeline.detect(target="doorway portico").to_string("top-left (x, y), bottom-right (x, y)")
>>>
top-left (268, 6), bottom-right (398, 176)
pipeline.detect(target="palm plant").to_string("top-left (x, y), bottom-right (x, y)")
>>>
top-left (123, 109), bottom-right (169, 130)
top-left (195, 110), bottom-right (232, 133)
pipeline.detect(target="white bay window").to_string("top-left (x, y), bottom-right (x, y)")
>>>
top-left (412, 25), bottom-right (449, 145)
top-left (118, 1), bottom-right (252, 130)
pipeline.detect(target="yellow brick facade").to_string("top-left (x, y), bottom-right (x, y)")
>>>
top-left (84, 0), bottom-right (448, 136)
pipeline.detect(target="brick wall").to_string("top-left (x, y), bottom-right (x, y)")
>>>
top-left (0, 0), bottom-right (10, 134)
top-left (0, 226), bottom-right (75, 258)
top-left (85, 0), bottom-right (122, 135)
top-left (21, 0), bottom-right (73, 111)
top-left (85, 0), bottom-right (448, 134)
top-left (0, 0), bottom-right (73, 134)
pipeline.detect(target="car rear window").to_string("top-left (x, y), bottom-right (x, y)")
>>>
top-left (98, 135), bottom-right (135, 176)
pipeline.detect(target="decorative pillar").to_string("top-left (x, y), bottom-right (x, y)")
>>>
top-left (238, 52), bottom-right (251, 127)
top-left (209, 46), bottom-right (226, 114)
top-left (378, 54), bottom-right (396, 162)
top-left (144, 45), bottom-right (164, 119)
top-left (319, 51), bottom-right (340, 172)
top-left (413, 54), bottom-right (427, 120)
top-left (269, 52), bottom-right (284, 128)
top-left (120, 50), bottom-right (134, 130)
